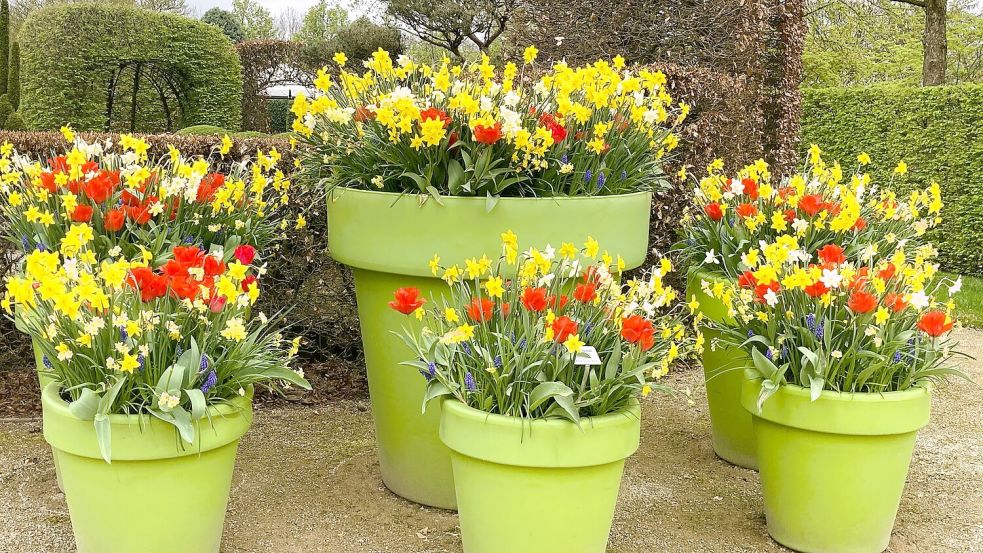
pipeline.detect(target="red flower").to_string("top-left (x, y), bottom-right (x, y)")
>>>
top-left (169, 276), bottom-right (200, 301)
top-left (847, 291), bottom-right (877, 314)
top-left (127, 267), bottom-right (168, 302)
top-left (173, 246), bottom-right (206, 267)
top-left (354, 106), bottom-right (376, 122)
top-left (389, 287), bottom-right (425, 314)
top-left (196, 173), bottom-right (225, 203)
top-left (754, 281), bottom-right (780, 303)
top-left (82, 173), bottom-right (117, 203)
top-left (203, 256), bottom-right (226, 277)
top-left (241, 274), bottom-right (258, 292)
top-left (884, 293), bottom-right (907, 313)
top-left (621, 315), bottom-right (655, 350)
top-left (473, 123), bottom-right (503, 145)
top-left (704, 202), bottom-right (724, 221)
top-left (420, 107), bottom-right (452, 128)
top-left (125, 204), bottom-right (153, 225)
top-left (783, 209), bottom-right (797, 223)
top-left (804, 280), bottom-right (828, 298)
top-left (209, 294), bottom-right (227, 313)
top-left (738, 271), bottom-right (758, 288)
top-left (742, 178), bottom-right (759, 200)
top-left (548, 294), bottom-right (569, 311)
top-left (39, 172), bottom-right (57, 193)
top-left (736, 203), bottom-right (758, 218)
top-left (852, 218), bottom-right (867, 231)
top-left (103, 209), bottom-right (125, 232)
top-left (573, 282), bottom-right (596, 303)
top-left (235, 245), bottom-right (256, 265)
top-left (877, 263), bottom-right (896, 281)
top-left (539, 113), bottom-right (567, 142)
top-left (799, 194), bottom-right (825, 217)
top-left (70, 204), bottom-right (93, 222)
top-left (521, 287), bottom-right (548, 312)
top-left (817, 244), bottom-right (846, 265)
top-left (551, 316), bottom-right (578, 343)
top-left (466, 297), bottom-right (495, 322)
top-left (917, 310), bottom-right (954, 337)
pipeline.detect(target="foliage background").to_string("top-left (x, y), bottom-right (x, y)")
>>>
top-left (18, 3), bottom-right (242, 132)
top-left (801, 83), bottom-right (983, 276)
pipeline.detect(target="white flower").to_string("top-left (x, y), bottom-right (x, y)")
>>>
top-left (820, 268), bottom-right (843, 289)
top-left (159, 391), bottom-right (180, 411)
top-left (831, 350), bottom-right (843, 359)
top-left (792, 218), bottom-right (809, 234)
top-left (537, 273), bottom-right (555, 287)
top-left (909, 290), bottom-right (930, 310)
top-left (730, 180), bottom-right (744, 195)
top-left (502, 90), bottom-right (520, 107)
top-left (704, 249), bottom-right (719, 264)
top-left (949, 277), bottom-right (963, 296)
top-left (764, 289), bottom-right (779, 307)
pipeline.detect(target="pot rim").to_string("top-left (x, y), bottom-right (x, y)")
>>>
top-left (42, 381), bottom-right (254, 461)
top-left (439, 398), bottom-right (642, 469)
top-left (329, 186), bottom-right (654, 203)
top-left (741, 373), bottom-right (932, 436)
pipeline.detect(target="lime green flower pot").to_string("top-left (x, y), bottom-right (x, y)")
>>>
top-left (41, 382), bottom-right (253, 553)
top-left (327, 188), bottom-right (652, 509)
top-left (440, 398), bottom-right (641, 553)
top-left (742, 374), bottom-right (931, 553)
top-left (686, 270), bottom-right (756, 469)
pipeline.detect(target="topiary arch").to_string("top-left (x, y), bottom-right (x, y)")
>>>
top-left (19, 4), bottom-right (243, 132)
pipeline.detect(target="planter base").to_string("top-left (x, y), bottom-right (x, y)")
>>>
top-left (353, 268), bottom-right (457, 510)
top-left (701, 326), bottom-right (756, 469)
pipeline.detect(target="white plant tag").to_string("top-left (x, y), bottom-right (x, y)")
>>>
top-left (574, 346), bottom-right (602, 366)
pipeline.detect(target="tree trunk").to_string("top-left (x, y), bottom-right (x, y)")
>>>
top-left (921, 0), bottom-right (947, 85)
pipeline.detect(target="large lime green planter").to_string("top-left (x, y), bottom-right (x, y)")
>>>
top-left (742, 374), bottom-right (931, 553)
top-left (440, 398), bottom-right (641, 553)
top-left (686, 270), bottom-right (756, 469)
top-left (327, 188), bottom-right (652, 509)
top-left (42, 382), bottom-right (253, 553)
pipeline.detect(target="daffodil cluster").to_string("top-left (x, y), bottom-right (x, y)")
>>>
top-left (292, 47), bottom-right (687, 198)
top-left (392, 232), bottom-right (701, 421)
top-left (677, 146), bottom-right (943, 278)
top-left (0, 128), bottom-right (299, 263)
top-left (698, 225), bottom-right (965, 405)
top-left (2, 241), bottom-right (309, 462)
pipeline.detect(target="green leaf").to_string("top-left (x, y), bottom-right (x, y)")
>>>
top-left (68, 388), bottom-right (100, 420)
top-left (425, 185), bottom-right (445, 206)
top-left (422, 380), bottom-right (451, 412)
top-left (185, 388), bottom-right (207, 420)
top-left (750, 348), bottom-right (781, 381)
top-left (447, 159), bottom-right (465, 195)
top-left (94, 377), bottom-right (127, 463)
top-left (485, 191), bottom-right (500, 213)
top-left (528, 381), bottom-right (574, 412)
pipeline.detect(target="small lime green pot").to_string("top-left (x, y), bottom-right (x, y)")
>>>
top-left (327, 188), bottom-right (652, 509)
top-left (742, 374), bottom-right (931, 553)
top-left (686, 270), bottom-right (756, 469)
top-left (440, 398), bottom-right (641, 553)
top-left (41, 382), bottom-right (253, 553)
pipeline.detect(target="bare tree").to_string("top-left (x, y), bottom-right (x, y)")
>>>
top-left (277, 5), bottom-right (304, 39)
top-left (385, 0), bottom-right (516, 57)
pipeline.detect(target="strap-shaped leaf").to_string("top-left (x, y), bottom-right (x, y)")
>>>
top-left (68, 388), bottom-right (100, 420)
top-left (421, 380), bottom-right (451, 412)
top-left (528, 381), bottom-right (574, 412)
top-left (184, 388), bottom-right (207, 420)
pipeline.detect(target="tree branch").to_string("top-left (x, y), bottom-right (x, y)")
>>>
top-left (890, 0), bottom-right (927, 8)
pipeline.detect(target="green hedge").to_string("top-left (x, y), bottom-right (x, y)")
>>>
top-left (802, 84), bottom-right (983, 276)
top-left (19, 4), bottom-right (243, 132)
top-left (268, 98), bottom-right (291, 133)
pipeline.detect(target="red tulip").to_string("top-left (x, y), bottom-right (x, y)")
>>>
top-left (799, 194), bottom-right (825, 217)
top-left (704, 202), bottom-right (723, 221)
top-left (473, 122), bottom-right (503, 145)
top-left (103, 209), bottom-right (126, 232)
top-left (621, 315), bottom-right (655, 350)
top-left (742, 178), bottom-right (759, 200)
top-left (817, 244), bottom-right (846, 265)
top-left (551, 316), bottom-right (578, 343)
top-left (736, 203), bottom-right (758, 218)
top-left (389, 287), bottom-right (425, 315)
top-left (573, 282), bottom-right (596, 303)
top-left (521, 287), bottom-right (548, 312)
top-left (466, 297), bottom-right (495, 322)
top-left (917, 310), bottom-right (954, 337)
top-left (804, 280), bottom-right (828, 298)
top-left (847, 291), bottom-right (877, 314)
top-left (70, 204), bottom-right (93, 223)
top-left (235, 244), bottom-right (256, 265)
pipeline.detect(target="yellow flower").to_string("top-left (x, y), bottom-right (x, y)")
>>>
top-left (857, 152), bottom-right (871, 165)
top-left (875, 307), bottom-right (890, 326)
top-left (687, 295), bottom-right (700, 313)
top-left (485, 276), bottom-right (505, 298)
top-left (559, 242), bottom-right (578, 260)
top-left (445, 308), bottom-right (459, 323)
top-left (641, 384), bottom-right (652, 397)
top-left (894, 160), bottom-right (908, 175)
top-left (414, 307), bottom-right (425, 321)
top-left (523, 45), bottom-right (538, 64)
top-left (60, 125), bottom-right (75, 142)
top-left (220, 134), bottom-right (233, 156)
top-left (333, 52), bottom-right (347, 67)
top-left (56, 342), bottom-right (73, 361)
top-left (563, 333), bottom-right (585, 353)
top-left (120, 352), bottom-right (141, 374)
top-left (429, 254), bottom-right (440, 276)
top-left (295, 214), bottom-right (307, 229)
top-left (221, 318), bottom-right (248, 341)
top-left (584, 236), bottom-right (599, 258)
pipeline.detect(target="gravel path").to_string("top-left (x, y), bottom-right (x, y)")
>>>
top-left (1, 330), bottom-right (980, 552)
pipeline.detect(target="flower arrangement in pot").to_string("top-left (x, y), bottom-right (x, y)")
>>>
top-left (393, 233), bottom-right (700, 553)
top-left (2, 241), bottom-right (309, 553)
top-left (717, 233), bottom-right (965, 552)
top-left (291, 47), bottom-right (688, 507)
top-left (0, 131), bottom-right (296, 386)
top-left (674, 146), bottom-right (943, 469)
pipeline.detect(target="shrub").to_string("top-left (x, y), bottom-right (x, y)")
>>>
top-left (236, 40), bottom-right (305, 132)
top-left (0, 93), bottom-right (11, 127)
top-left (802, 84), bottom-right (983, 276)
top-left (7, 40), bottom-right (18, 109)
top-left (4, 110), bottom-right (24, 130)
top-left (268, 98), bottom-right (291, 133)
top-left (201, 7), bottom-right (244, 43)
top-left (19, 4), bottom-right (243, 132)
top-left (0, 0), bottom-right (8, 95)
top-left (232, 130), bottom-right (268, 138)
top-left (331, 17), bottom-right (403, 63)
top-left (175, 124), bottom-right (229, 136)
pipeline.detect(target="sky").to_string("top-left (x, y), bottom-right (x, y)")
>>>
top-left (187, 0), bottom-right (321, 17)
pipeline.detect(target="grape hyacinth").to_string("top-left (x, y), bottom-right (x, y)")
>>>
top-left (200, 370), bottom-right (218, 393)
top-left (464, 371), bottom-right (476, 392)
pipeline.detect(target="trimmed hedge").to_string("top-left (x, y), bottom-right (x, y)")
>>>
top-left (19, 4), bottom-right (243, 132)
top-left (802, 84), bottom-right (983, 276)
top-left (176, 124), bottom-right (229, 136)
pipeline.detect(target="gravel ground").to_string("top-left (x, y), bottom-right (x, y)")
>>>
top-left (1, 330), bottom-right (980, 552)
